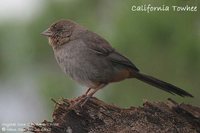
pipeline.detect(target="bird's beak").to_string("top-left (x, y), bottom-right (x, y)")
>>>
top-left (41, 28), bottom-right (53, 37)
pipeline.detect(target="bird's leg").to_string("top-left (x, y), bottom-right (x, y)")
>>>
top-left (85, 88), bottom-right (92, 95)
top-left (76, 87), bottom-right (92, 100)
top-left (68, 84), bottom-right (106, 109)
top-left (70, 88), bottom-right (91, 104)
top-left (80, 84), bottom-right (106, 107)
top-left (68, 87), bottom-right (92, 108)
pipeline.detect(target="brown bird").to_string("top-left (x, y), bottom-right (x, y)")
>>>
top-left (41, 19), bottom-right (193, 105)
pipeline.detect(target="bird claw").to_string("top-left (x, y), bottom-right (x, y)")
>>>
top-left (80, 96), bottom-right (91, 107)
top-left (68, 95), bottom-right (91, 109)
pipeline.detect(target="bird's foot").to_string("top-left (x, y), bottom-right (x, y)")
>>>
top-left (80, 96), bottom-right (91, 107)
top-left (69, 94), bottom-right (86, 104)
top-left (68, 95), bottom-right (91, 109)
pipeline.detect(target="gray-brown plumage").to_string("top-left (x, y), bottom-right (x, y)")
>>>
top-left (41, 19), bottom-right (193, 102)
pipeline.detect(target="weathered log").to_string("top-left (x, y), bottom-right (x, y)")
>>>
top-left (27, 97), bottom-right (200, 133)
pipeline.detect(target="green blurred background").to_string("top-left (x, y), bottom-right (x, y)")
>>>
top-left (0, 0), bottom-right (199, 124)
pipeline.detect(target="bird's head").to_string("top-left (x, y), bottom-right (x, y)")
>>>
top-left (41, 19), bottom-right (76, 48)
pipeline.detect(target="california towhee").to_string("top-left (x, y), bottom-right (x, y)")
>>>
top-left (41, 19), bottom-right (193, 104)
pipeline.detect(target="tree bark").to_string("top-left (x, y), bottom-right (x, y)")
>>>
top-left (27, 97), bottom-right (200, 133)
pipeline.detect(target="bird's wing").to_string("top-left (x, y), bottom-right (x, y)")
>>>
top-left (81, 30), bottom-right (139, 72)
top-left (80, 30), bottom-right (114, 55)
top-left (108, 51), bottom-right (139, 72)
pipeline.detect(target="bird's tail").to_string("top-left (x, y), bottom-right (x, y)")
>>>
top-left (134, 72), bottom-right (193, 97)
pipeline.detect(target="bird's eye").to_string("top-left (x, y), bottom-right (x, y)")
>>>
top-left (57, 28), bottom-right (63, 32)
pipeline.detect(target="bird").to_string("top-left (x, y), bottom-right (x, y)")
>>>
top-left (41, 19), bottom-right (193, 105)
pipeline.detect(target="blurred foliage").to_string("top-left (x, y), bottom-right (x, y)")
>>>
top-left (0, 0), bottom-right (199, 115)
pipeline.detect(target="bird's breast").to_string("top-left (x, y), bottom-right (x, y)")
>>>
top-left (53, 40), bottom-right (115, 87)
